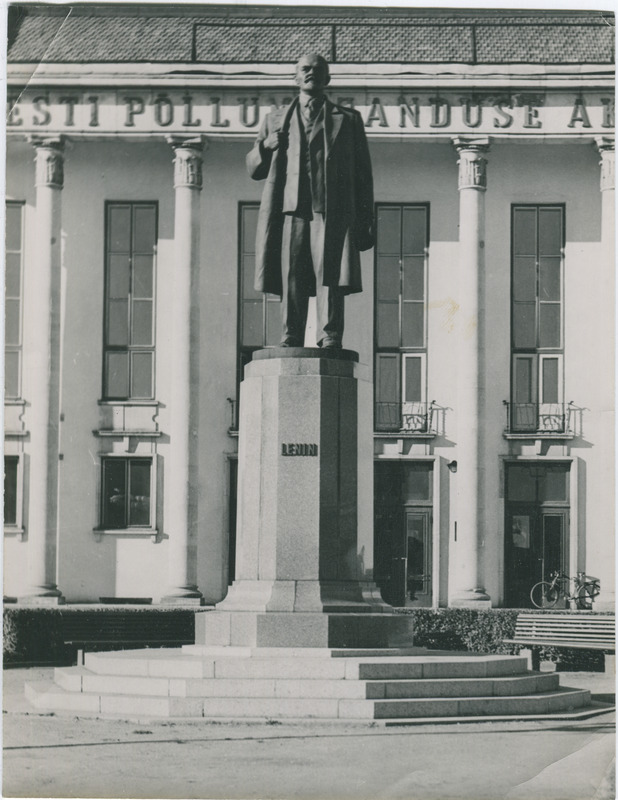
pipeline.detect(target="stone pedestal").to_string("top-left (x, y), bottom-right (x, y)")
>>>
top-left (198, 348), bottom-right (411, 649)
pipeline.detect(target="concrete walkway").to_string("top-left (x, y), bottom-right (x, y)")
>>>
top-left (3, 667), bottom-right (615, 800)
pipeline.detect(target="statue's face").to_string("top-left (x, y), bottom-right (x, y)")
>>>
top-left (294, 54), bottom-right (330, 95)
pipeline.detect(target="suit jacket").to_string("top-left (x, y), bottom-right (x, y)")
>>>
top-left (246, 97), bottom-right (374, 297)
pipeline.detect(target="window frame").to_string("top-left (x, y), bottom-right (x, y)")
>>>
top-left (5, 201), bottom-right (25, 400)
top-left (98, 455), bottom-right (156, 534)
top-left (510, 204), bottom-right (565, 433)
top-left (102, 201), bottom-right (158, 401)
top-left (374, 203), bottom-right (430, 433)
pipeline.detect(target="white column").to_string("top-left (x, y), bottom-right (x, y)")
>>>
top-left (450, 137), bottom-right (491, 607)
top-left (162, 138), bottom-right (205, 604)
top-left (23, 139), bottom-right (65, 603)
top-left (593, 137), bottom-right (615, 612)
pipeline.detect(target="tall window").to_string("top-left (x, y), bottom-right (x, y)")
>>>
top-left (5, 202), bottom-right (24, 399)
top-left (511, 206), bottom-right (564, 432)
top-left (375, 204), bottom-right (429, 432)
top-left (103, 203), bottom-right (157, 400)
top-left (4, 455), bottom-right (19, 527)
top-left (236, 204), bottom-right (281, 422)
top-left (101, 457), bottom-right (152, 530)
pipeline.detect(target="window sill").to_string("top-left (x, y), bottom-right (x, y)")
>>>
top-left (4, 398), bottom-right (26, 406)
top-left (94, 528), bottom-right (158, 542)
top-left (98, 400), bottom-right (159, 407)
top-left (503, 432), bottom-right (575, 440)
top-left (94, 430), bottom-right (162, 438)
top-left (4, 526), bottom-right (25, 541)
top-left (374, 431), bottom-right (437, 440)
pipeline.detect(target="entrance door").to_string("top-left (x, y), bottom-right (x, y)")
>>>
top-left (404, 509), bottom-right (432, 607)
top-left (505, 507), bottom-right (568, 607)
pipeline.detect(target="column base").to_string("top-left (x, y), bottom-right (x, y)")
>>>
top-left (196, 611), bottom-right (413, 649)
top-left (160, 586), bottom-right (205, 606)
top-left (19, 587), bottom-right (65, 606)
top-left (449, 588), bottom-right (492, 609)
top-left (217, 579), bottom-right (391, 614)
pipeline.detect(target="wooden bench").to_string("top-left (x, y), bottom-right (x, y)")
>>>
top-left (504, 612), bottom-right (615, 672)
top-left (61, 610), bottom-right (195, 664)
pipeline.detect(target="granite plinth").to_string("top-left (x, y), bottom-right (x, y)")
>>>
top-left (196, 611), bottom-right (414, 649)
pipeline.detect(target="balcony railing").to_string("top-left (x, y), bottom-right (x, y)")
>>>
top-left (504, 402), bottom-right (576, 435)
top-left (375, 401), bottom-right (434, 434)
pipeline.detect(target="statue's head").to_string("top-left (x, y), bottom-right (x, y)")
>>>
top-left (294, 53), bottom-right (330, 96)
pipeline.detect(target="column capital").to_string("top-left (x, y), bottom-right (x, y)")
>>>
top-left (167, 136), bottom-right (207, 189)
top-left (452, 137), bottom-right (490, 191)
top-left (595, 136), bottom-right (615, 191)
top-left (29, 136), bottom-right (65, 189)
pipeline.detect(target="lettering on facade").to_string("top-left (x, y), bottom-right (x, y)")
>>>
top-left (6, 92), bottom-right (615, 136)
top-left (281, 443), bottom-right (319, 457)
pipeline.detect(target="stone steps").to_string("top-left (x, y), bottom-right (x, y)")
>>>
top-left (23, 646), bottom-right (601, 722)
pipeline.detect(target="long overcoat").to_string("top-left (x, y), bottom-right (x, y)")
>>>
top-left (246, 97), bottom-right (374, 297)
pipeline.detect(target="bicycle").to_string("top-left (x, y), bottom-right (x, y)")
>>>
top-left (530, 571), bottom-right (601, 609)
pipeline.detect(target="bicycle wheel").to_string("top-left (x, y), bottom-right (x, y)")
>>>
top-left (576, 584), bottom-right (597, 610)
top-left (530, 582), bottom-right (560, 608)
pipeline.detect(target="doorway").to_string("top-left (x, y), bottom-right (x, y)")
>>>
top-left (375, 462), bottom-right (433, 607)
top-left (504, 463), bottom-right (570, 607)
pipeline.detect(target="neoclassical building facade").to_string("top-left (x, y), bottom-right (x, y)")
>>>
top-left (4, 5), bottom-right (615, 611)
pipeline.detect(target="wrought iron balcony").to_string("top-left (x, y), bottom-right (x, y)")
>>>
top-left (503, 402), bottom-right (581, 436)
top-left (375, 401), bottom-right (436, 434)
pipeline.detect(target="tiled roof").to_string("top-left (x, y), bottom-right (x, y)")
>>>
top-left (7, 5), bottom-right (615, 65)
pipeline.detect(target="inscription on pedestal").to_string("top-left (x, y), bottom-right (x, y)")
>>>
top-left (281, 443), bottom-right (318, 456)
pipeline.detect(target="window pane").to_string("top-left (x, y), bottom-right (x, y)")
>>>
top-left (507, 465), bottom-right (536, 501)
top-left (512, 303), bottom-right (536, 349)
top-left (377, 302), bottom-right (399, 347)
top-left (5, 204), bottom-right (22, 251)
top-left (242, 206), bottom-right (259, 255)
top-left (103, 459), bottom-right (126, 529)
top-left (539, 257), bottom-right (560, 301)
top-left (402, 207), bottom-right (426, 254)
top-left (404, 356), bottom-right (422, 402)
top-left (133, 255), bottom-right (153, 298)
top-left (105, 352), bottom-right (129, 398)
top-left (242, 300), bottom-right (263, 346)
top-left (4, 456), bottom-right (18, 526)
top-left (131, 352), bottom-right (153, 398)
top-left (5, 253), bottom-right (21, 297)
top-left (377, 208), bottom-right (401, 255)
top-left (538, 208), bottom-right (562, 256)
top-left (4, 351), bottom-right (19, 398)
top-left (540, 466), bottom-right (568, 502)
top-left (5, 299), bottom-right (20, 345)
top-left (402, 302), bottom-right (424, 347)
top-left (539, 304), bottom-right (561, 347)
top-left (376, 354), bottom-right (399, 402)
top-left (402, 464), bottom-right (432, 502)
top-left (108, 206), bottom-right (131, 252)
top-left (107, 299), bottom-right (129, 345)
top-left (128, 460), bottom-right (151, 526)
top-left (542, 358), bottom-right (559, 403)
top-left (514, 357), bottom-right (533, 403)
top-left (512, 256), bottom-right (536, 302)
top-left (377, 256), bottom-right (400, 301)
top-left (265, 299), bottom-right (282, 346)
top-left (132, 206), bottom-right (156, 252)
top-left (513, 208), bottom-right (537, 256)
top-left (403, 256), bottom-right (424, 301)
top-left (132, 300), bottom-right (153, 346)
top-left (243, 255), bottom-right (261, 300)
top-left (108, 255), bottom-right (130, 299)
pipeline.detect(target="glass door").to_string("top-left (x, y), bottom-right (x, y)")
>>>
top-left (405, 509), bottom-right (432, 607)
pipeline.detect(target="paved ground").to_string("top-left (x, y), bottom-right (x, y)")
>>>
top-left (2, 667), bottom-right (615, 800)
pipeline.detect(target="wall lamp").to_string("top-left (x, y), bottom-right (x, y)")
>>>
top-left (447, 460), bottom-right (458, 473)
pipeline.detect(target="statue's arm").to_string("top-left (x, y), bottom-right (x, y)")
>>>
top-left (353, 111), bottom-right (375, 251)
top-left (246, 115), bottom-right (273, 181)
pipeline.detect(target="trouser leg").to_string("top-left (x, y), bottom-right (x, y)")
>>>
top-left (311, 214), bottom-right (344, 347)
top-left (281, 215), bottom-right (312, 345)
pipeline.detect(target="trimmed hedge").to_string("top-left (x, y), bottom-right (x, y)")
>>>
top-left (394, 607), bottom-right (607, 671)
top-left (3, 607), bottom-right (199, 667)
